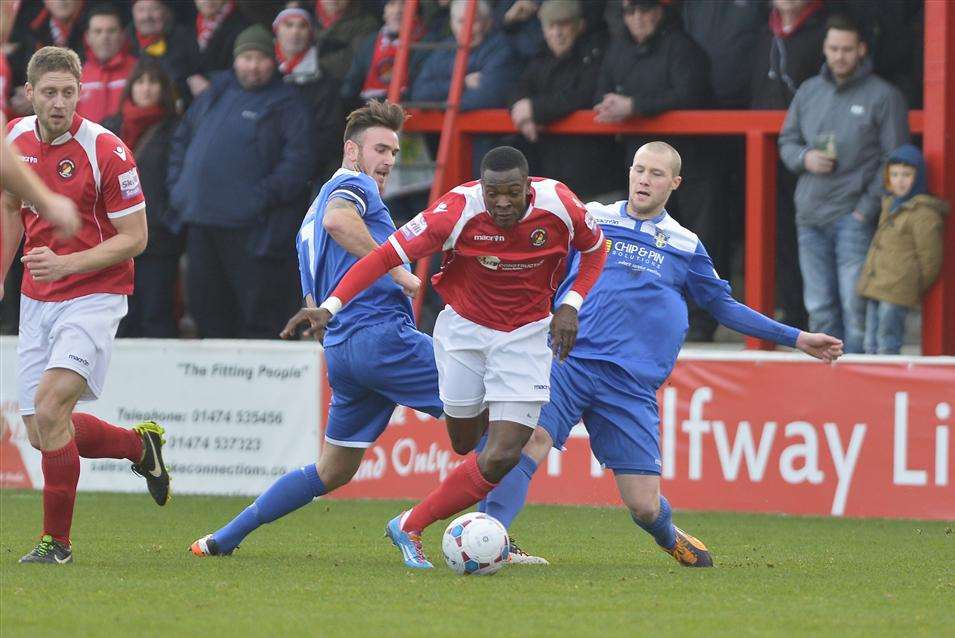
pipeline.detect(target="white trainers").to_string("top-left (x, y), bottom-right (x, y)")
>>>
top-left (507, 539), bottom-right (549, 565)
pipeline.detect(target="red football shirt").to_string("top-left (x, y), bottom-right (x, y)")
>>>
top-left (6, 113), bottom-right (145, 301)
top-left (389, 178), bottom-right (603, 331)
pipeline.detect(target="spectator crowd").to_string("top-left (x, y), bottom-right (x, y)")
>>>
top-left (0, 0), bottom-right (944, 354)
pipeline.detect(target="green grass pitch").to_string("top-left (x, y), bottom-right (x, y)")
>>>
top-left (1, 490), bottom-right (952, 637)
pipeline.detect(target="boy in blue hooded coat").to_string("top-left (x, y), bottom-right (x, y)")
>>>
top-left (856, 145), bottom-right (949, 354)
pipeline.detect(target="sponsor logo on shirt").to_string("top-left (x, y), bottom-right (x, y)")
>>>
top-left (850, 104), bottom-right (865, 116)
top-left (473, 234), bottom-right (505, 242)
top-left (242, 110), bottom-right (259, 120)
top-left (477, 255), bottom-right (545, 271)
top-left (57, 158), bottom-right (75, 179)
top-left (591, 214), bottom-right (636, 229)
top-left (478, 256), bottom-right (501, 270)
top-left (399, 213), bottom-right (427, 240)
top-left (68, 354), bottom-right (90, 366)
top-left (118, 168), bottom-right (142, 199)
top-left (612, 240), bottom-right (665, 276)
top-left (529, 228), bottom-right (547, 247)
top-left (20, 155), bottom-right (38, 164)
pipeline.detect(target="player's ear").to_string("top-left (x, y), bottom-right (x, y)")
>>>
top-left (671, 175), bottom-right (682, 191)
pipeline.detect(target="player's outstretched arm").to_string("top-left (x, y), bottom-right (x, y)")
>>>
top-left (795, 332), bottom-right (844, 362)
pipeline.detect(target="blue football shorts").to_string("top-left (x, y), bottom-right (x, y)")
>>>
top-left (539, 356), bottom-right (662, 474)
top-left (324, 317), bottom-right (443, 447)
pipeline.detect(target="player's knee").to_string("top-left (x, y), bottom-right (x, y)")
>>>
top-left (478, 446), bottom-right (522, 483)
top-left (523, 426), bottom-right (553, 464)
top-left (625, 496), bottom-right (660, 524)
top-left (32, 391), bottom-right (72, 432)
top-left (447, 430), bottom-right (477, 455)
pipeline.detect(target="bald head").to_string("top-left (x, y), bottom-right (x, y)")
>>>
top-left (634, 141), bottom-right (681, 177)
top-left (627, 141), bottom-right (683, 219)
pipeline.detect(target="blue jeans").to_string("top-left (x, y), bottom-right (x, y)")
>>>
top-left (797, 214), bottom-right (874, 353)
top-left (864, 300), bottom-right (908, 354)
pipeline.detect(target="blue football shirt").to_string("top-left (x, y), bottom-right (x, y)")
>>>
top-left (558, 201), bottom-right (799, 387)
top-left (296, 168), bottom-right (414, 346)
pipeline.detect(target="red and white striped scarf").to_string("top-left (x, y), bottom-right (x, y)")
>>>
top-left (195, 0), bottom-right (235, 51)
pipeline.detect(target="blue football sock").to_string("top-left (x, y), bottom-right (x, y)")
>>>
top-left (481, 453), bottom-right (538, 529)
top-left (631, 494), bottom-right (677, 550)
top-left (214, 464), bottom-right (326, 552)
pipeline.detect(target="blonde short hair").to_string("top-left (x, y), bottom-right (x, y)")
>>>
top-left (636, 141), bottom-right (682, 177)
top-left (27, 46), bottom-right (82, 87)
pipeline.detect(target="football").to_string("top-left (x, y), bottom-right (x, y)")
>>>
top-left (441, 512), bottom-right (510, 576)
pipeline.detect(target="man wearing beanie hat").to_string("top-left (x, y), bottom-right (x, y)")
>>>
top-left (168, 22), bottom-right (316, 338)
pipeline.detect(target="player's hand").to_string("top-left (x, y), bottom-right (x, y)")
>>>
top-left (21, 246), bottom-right (73, 282)
top-left (390, 267), bottom-right (421, 298)
top-left (519, 121), bottom-right (539, 142)
top-left (280, 307), bottom-right (332, 341)
top-left (795, 331), bottom-right (844, 362)
top-left (594, 93), bottom-right (634, 123)
top-left (37, 193), bottom-right (80, 239)
top-left (550, 304), bottom-right (579, 362)
top-left (510, 99), bottom-right (533, 128)
top-left (804, 149), bottom-right (836, 174)
top-left (464, 72), bottom-right (482, 90)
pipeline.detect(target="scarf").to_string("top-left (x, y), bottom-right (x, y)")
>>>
top-left (196, 0), bottom-right (235, 51)
top-left (276, 44), bottom-right (310, 75)
top-left (769, 0), bottom-right (822, 38)
top-left (361, 22), bottom-right (423, 97)
top-left (315, 1), bottom-right (344, 29)
top-left (137, 31), bottom-right (167, 56)
top-left (120, 100), bottom-right (167, 151)
top-left (31, 0), bottom-right (85, 46)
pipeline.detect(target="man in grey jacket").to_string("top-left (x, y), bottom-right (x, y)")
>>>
top-left (778, 13), bottom-right (908, 353)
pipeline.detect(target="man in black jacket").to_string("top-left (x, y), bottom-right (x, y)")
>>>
top-left (593, 0), bottom-right (720, 341)
top-left (751, 0), bottom-right (828, 330)
top-left (507, 0), bottom-right (619, 199)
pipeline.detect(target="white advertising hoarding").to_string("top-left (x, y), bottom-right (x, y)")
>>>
top-left (0, 338), bottom-right (322, 496)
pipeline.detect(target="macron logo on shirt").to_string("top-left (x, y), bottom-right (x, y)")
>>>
top-left (113, 146), bottom-right (126, 161)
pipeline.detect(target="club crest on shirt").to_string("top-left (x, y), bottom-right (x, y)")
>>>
top-left (57, 158), bottom-right (75, 179)
top-left (655, 230), bottom-right (668, 248)
top-left (529, 228), bottom-right (547, 248)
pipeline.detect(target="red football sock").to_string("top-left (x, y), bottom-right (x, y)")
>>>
top-left (41, 439), bottom-right (81, 545)
top-left (72, 413), bottom-right (142, 463)
top-left (402, 455), bottom-right (497, 532)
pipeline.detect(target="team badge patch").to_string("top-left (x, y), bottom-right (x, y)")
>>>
top-left (118, 168), bottom-right (143, 199)
top-left (655, 230), bottom-right (668, 248)
top-left (57, 158), bottom-right (75, 179)
top-left (529, 228), bottom-right (547, 247)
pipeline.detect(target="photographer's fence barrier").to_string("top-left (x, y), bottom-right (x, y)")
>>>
top-left (1, 338), bottom-right (952, 520)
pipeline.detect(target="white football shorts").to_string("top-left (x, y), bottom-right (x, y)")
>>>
top-left (433, 305), bottom-right (552, 426)
top-left (17, 292), bottom-right (127, 415)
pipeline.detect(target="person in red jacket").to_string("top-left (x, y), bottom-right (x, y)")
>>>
top-left (77, 4), bottom-right (137, 123)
